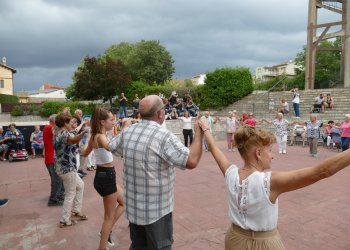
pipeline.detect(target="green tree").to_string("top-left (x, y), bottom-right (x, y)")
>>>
top-left (105, 40), bottom-right (175, 84)
top-left (294, 38), bottom-right (341, 89)
top-left (105, 42), bottom-right (133, 65)
top-left (72, 55), bottom-right (132, 106)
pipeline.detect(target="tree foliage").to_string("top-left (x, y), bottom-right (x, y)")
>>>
top-left (194, 67), bottom-right (254, 109)
top-left (294, 38), bottom-right (341, 89)
top-left (105, 40), bottom-right (175, 84)
top-left (71, 55), bottom-right (132, 105)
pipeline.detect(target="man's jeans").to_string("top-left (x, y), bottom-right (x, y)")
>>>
top-left (293, 103), bottom-right (300, 117)
top-left (46, 163), bottom-right (64, 202)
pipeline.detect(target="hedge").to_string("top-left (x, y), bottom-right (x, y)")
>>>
top-left (194, 67), bottom-right (254, 109)
top-left (39, 101), bottom-right (96, 117)
top-left (0, 94), bottom-right (19, 103)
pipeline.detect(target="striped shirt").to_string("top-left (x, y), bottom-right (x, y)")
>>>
top-left (109, 119), bottom-right (189, 225)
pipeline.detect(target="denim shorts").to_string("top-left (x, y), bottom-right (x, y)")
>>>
top-left (93, 166), bottom-right (117, 197)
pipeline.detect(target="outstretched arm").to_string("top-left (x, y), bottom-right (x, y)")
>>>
top-left (198, 120), bottom-right (231, 175)
top-left (270, 150), bottom-right (350, 202)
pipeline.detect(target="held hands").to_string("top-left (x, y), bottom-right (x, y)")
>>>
top-left (197, 119), bottom-right (210, 133)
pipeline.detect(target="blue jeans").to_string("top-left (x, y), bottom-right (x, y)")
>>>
top-left (120, 106), bottom-right (128, 118)
top-left (293, 103), bottom-right (300, 117)
top-left (341, 137), bottom-right (350, 151)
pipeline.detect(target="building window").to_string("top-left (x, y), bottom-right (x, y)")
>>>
top-left (0, 80), bottom-right (4, 88)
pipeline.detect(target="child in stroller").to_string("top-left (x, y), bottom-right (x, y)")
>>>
top-left (4, 123), bottom-right (28, 161)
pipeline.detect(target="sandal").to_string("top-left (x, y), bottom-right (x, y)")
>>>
top-left (72, 212), bottom-right (88, 220)
top-left (87, 167), bottom-right (94, 171)
top-left (59, 219), bottom-right (77, 228)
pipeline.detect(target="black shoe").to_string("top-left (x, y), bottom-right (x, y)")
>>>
top-left (0, 199), bottom-right (9, 207)
top-left (78, 170), bottom-right (88, 176)
top-left (48, 200), bottom-right (63, 206)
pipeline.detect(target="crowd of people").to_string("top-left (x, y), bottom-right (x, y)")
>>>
top-left (1, 90), bottom-right (350, 250)
top-left (120, 91), bottom-right (199, 120)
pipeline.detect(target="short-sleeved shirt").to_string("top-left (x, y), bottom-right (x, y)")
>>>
top-left (31, 131), bottom-right (43, 142)
top-left (226, 117), bottom-right (237, 133)
top-left (272, 119), bottom-right (289, 136)
top-left (340, 122), bottom-right (350, 138)
top-left (201, 116), bottom-right (215, 131)
top-left (43, 124), bottom-right (54, 164)
top-left (109, 119), bottom-right (189, 225)
top-left (305, 121), bottom-right (323, 138)
top-left (244, 118), bottom-right (256, 127)
top-left (54, 130), bottom-right (77, 175)
top-left (178, 117), bottom-right (192, 130)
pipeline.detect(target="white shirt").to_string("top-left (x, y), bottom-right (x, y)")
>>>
top-left (225, 165), bottom-right (278, 231)
top-left (179, 117), bottom-right (192, 130)
top-left (293, 92), bottom-right (300, 104)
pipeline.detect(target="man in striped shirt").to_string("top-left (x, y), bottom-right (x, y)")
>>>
top-left (110, 95), bottom-right (203, 250)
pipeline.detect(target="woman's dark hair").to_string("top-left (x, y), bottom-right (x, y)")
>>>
top-left (234, 126), bottom-right (275, 158)
top-left (55, 112), bottom-right (72, 128)
top-left (90, 107), bottom-right (112, 139)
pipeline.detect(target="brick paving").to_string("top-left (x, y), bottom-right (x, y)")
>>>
top-left (1, 141), bottom-right (350, 250)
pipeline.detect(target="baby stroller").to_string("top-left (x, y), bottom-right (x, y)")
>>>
top-left (7, 132), bottom-right (28, 162)
top-left (330, 128), bottom-right (341, 150)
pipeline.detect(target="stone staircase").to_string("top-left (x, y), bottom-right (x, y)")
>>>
top-left (211, 88), bottom-right (350, 124)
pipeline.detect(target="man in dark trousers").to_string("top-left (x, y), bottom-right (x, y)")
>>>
top-left (43, 114), bottom-right (64, 206)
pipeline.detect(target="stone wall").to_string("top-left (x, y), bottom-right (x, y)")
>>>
top-left (0, 114), bottom-right (227, 141)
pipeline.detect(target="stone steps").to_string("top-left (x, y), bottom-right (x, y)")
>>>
top-left (210, 88), bottom-right (350, 123)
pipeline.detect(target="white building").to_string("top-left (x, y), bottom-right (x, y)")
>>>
top-left (255, 60), bottom-right (297, 83)
top-left (191, 74), bottom-right (206, 85)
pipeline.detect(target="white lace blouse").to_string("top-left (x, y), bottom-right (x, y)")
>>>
top-left (225, 165), bottom-right (278, 231)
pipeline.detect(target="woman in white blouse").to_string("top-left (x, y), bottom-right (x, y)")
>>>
top-left (198, 123), bottom-right (350, 250)
top-left (178, 111), bottom-right (194, 147)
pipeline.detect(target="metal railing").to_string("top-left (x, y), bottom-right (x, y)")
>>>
top-left (252, 76), bottom-right (287, 114)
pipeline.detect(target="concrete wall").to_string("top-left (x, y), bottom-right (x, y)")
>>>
top-left (0, 114), bottom-right (227, 142)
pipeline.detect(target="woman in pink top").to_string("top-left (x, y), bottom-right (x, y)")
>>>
top-left (198, 122), bottom-right (350, 249)
top-left (340, 114), bottom-right (350, 151)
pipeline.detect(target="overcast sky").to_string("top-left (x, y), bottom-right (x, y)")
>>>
top-left (0, 0), bottom-right (341, 91)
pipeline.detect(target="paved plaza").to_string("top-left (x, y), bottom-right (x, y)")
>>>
top-left (1, 141), bottom-right (350, 250)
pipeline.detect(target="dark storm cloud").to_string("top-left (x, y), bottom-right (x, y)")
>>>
top-left (1, 0), bottom-right (335, 91)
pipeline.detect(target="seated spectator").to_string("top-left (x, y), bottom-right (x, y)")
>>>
top-left (310, 93), bottom-right (325, 113)
top-left (163, 98), bottom-right (172, 114)
top-left (322, 121), bottom-right (334, 148)
top-left (183, 91), bottom-right (192, 106)
top-left (330, 123), bottom-right (342, 149)
top-left (174, 98), bottom-right (185, 116)
top-left (277, 99), bottom-right (289, 114)
top-left (158, 92), bottom-right (165, 100)
top-left (324, 93), bottom-right (334, 109)
top-left (289, 124), bottom-right (306, 147)
top-left (0, 126), bottom-right (9, 161)
top-left (30, 125), bottom-right (44, 158)
top-left (168, 91), bottom-right (178, 106)
top-left (4, 123), bottom-right (25, 151)
top-left (166, 107), bottom-right (178, 120)
top-left (186, 100), bottom-right (198, 117)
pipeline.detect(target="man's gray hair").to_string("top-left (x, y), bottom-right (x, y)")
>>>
top-left (49, 114), bottom-right (57, 123)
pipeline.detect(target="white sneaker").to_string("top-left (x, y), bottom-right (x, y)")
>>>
top-left (228, 149), bottom-right (232, 152)
top-left (282, 150), bottom-right (287, 154)
top-left (279, 150), bottom-right (282, 154)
